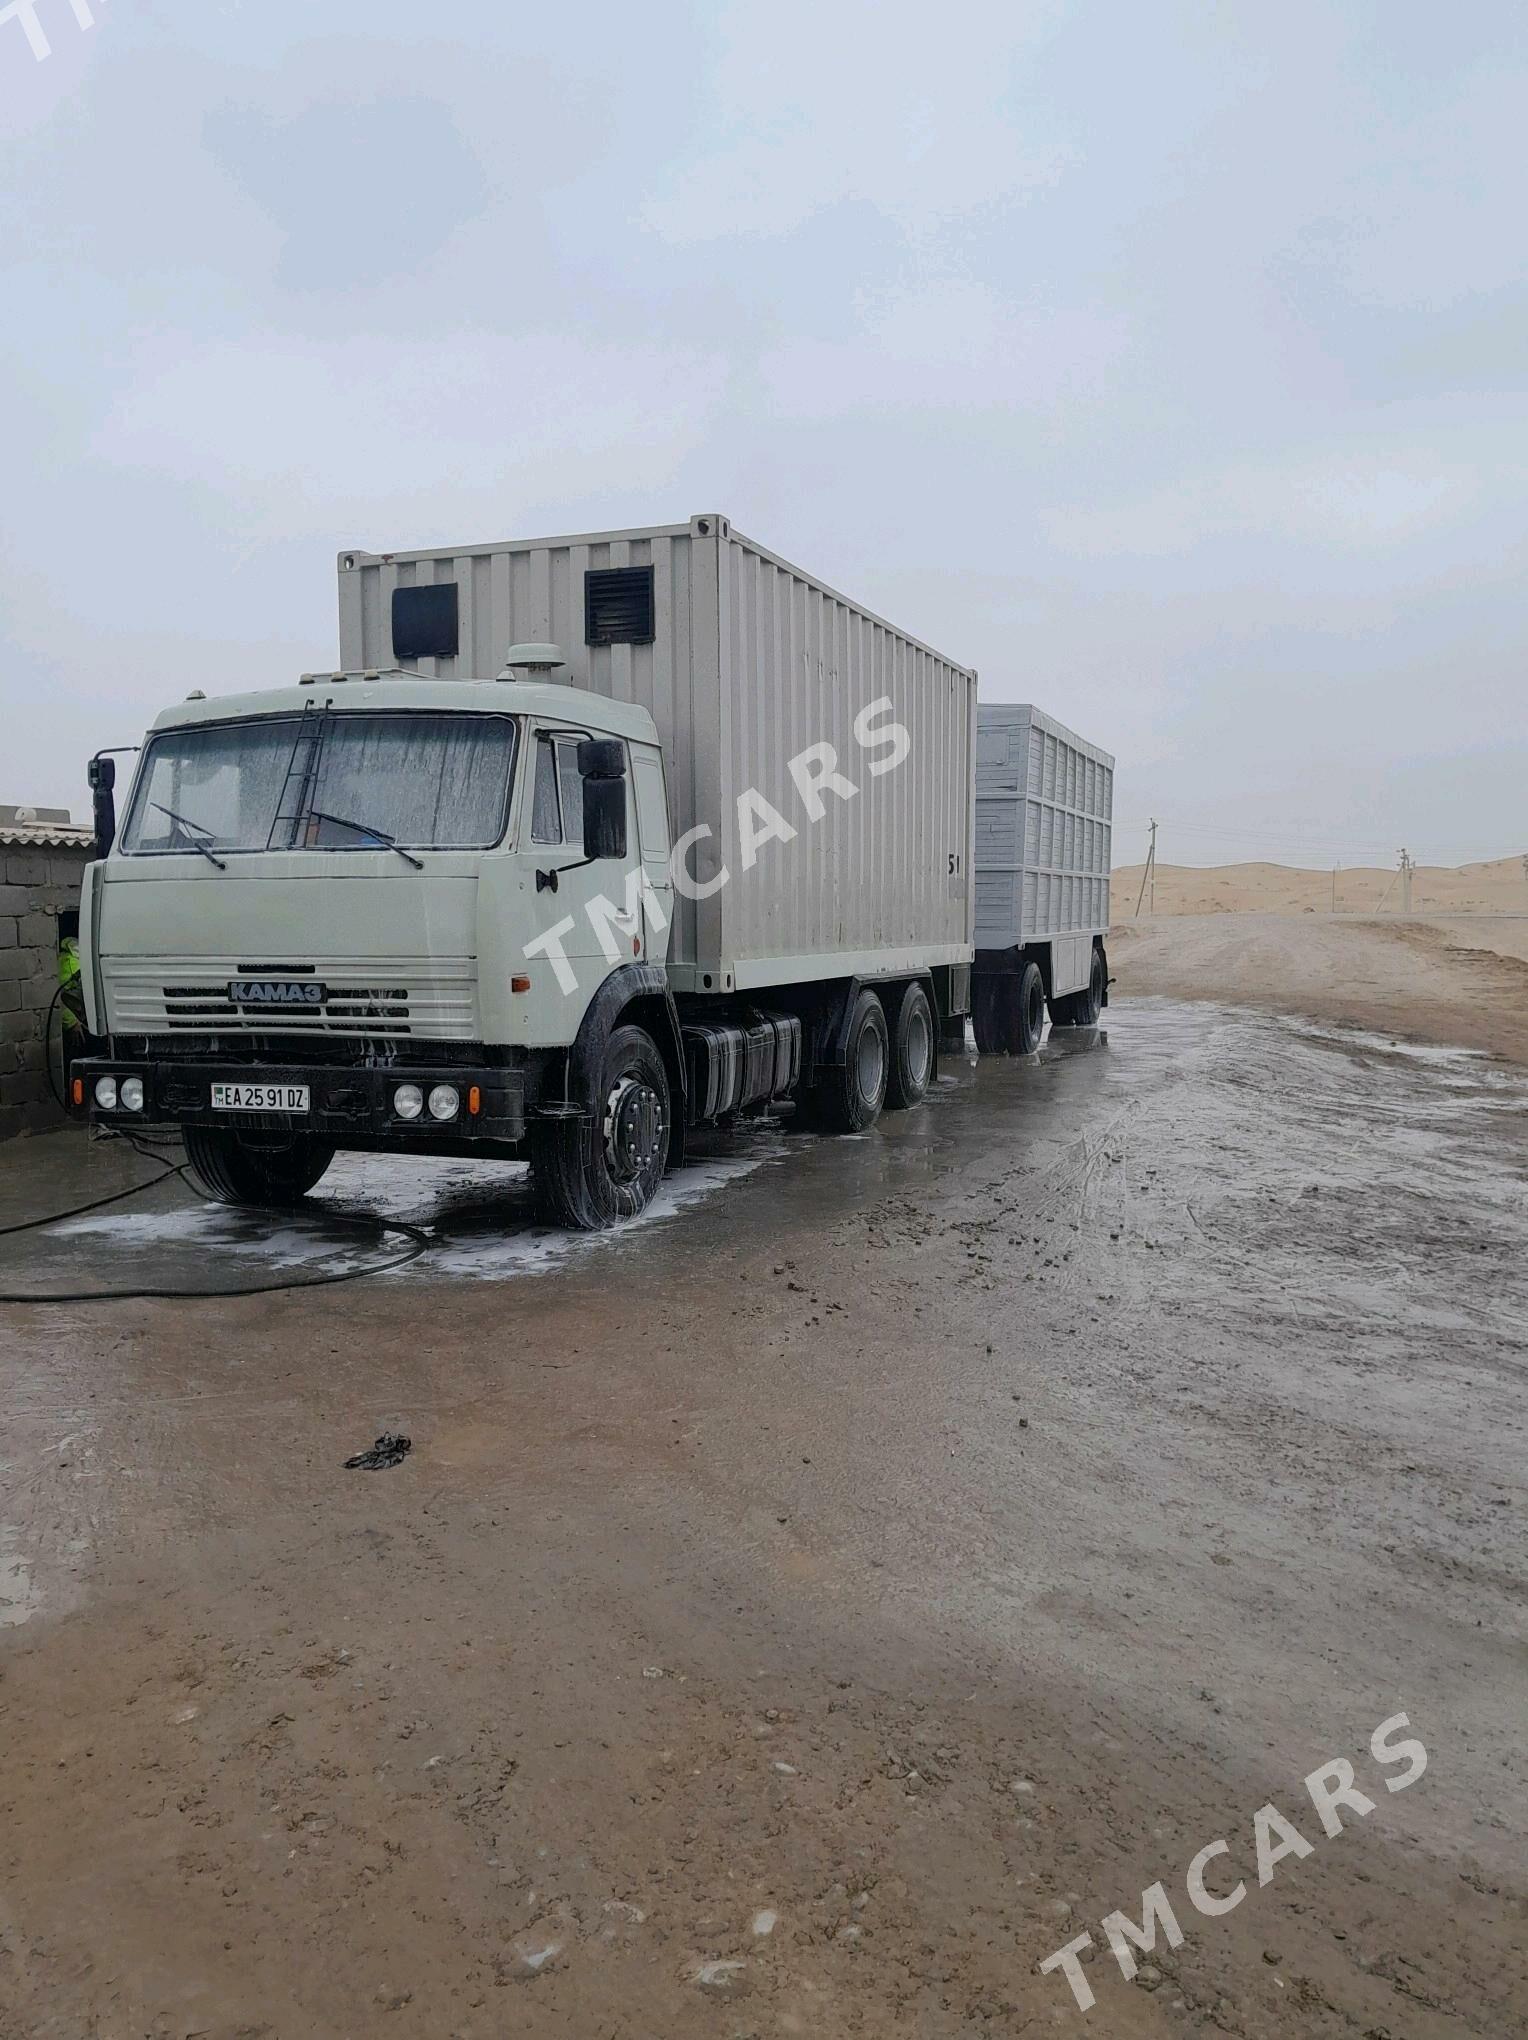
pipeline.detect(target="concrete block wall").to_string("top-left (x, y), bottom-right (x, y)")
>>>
top-left (0, 845), bottom-right (93, 1140)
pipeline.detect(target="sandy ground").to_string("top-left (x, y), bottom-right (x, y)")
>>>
top-left (1, 944), bottom-right (1526, 2038)
top-left (1110, 854), bottom-right (1527, 920)
top-left (1110, 914), bottom-right (1528, 1067)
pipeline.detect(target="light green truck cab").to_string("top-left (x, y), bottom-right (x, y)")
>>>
top-left (79, 671), bottom-right (686, 1225)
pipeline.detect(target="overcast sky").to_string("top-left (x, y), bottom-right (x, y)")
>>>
top-left (2, 0), bottom-right (1522, 867)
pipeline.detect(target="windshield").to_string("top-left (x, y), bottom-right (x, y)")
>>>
top-left (121, 711), bottom-right (517, 855)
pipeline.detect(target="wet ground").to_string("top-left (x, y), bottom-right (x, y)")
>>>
top-left (1, 996), bottom-right (1525, 2038)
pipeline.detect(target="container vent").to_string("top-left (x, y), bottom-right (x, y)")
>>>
top-left (392, 583), bottom-right (459, 661)
top-left (585, 566), bottom-right (655, 647)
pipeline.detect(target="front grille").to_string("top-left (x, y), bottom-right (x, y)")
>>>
top-left (104, 958), bottom-right (477, 1042)
top-left (160, 984), bottom-right (413, 1030)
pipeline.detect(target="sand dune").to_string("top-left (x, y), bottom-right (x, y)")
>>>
top-left (1110, 853), bottom-right (1527, 920)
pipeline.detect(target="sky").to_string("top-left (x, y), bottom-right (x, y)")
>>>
top-left (1, 0), bottom-right (1523, 868)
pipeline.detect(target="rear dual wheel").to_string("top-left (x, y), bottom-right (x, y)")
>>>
top-left (886, 982), bottom-right (935, 1110)
top-left (808, 988), bottom-right (890, 1133)
top-left (801, 980), bottom-right (937, 1132)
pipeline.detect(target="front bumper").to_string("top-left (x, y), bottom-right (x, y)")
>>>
top-left (70, 1058), bottom-right (525, 1142)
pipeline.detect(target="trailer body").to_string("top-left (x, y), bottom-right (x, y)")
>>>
top-left (970, 703), bottom-right (1114, 1052)
top-left (974, 703), bottom-right (1113, 989)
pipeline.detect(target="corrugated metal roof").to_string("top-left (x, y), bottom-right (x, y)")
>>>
top-left (0, 825), bottom-right (94, 849)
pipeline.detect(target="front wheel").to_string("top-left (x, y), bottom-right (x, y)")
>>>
top-left (530, 1023), bottom-right (672, 1230)
top-left (182, 1126), bottom-right (336, 1206)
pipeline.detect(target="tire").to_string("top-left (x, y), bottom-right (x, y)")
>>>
top-left (1051, 944), bottom-right (1106, 1028)
top-left (810, 989), bottom-right (890, 1133)
top-left (182, 1126), bottom-right (336, 1206)
top-left (974, 959), bottom-right (1045, 1055)
top-left (530, 1023), bottom-right (671, 1230)
top-left (1013, 960), bottom-right (1047, 1053)
top-left (885, 982), bottom-right (935, 1109)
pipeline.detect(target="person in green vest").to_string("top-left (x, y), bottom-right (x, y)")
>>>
top-left (57, 934), bottom-right (86, 1039)
top-left (51, 935), bottom-right (92, 1107)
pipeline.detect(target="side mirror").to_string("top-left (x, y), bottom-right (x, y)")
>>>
top-left (579, 738), bottom-right (628, 861)
top-left (88, 754), bottom-right (117, 857)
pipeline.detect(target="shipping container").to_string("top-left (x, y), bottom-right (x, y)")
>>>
top-left (337, 514), bottom-right (977, 997)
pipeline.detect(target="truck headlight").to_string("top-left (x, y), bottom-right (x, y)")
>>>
top-left (94, 1077), bottom-right (118, 1110)
top-left (427, 1084), bottom-right (460, 1122)
top-left (393, 1083), bottom-right (424, 1120)
top-left (119, 1077), bottom-right (145, 1113)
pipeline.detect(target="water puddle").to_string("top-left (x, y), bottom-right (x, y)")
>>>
top-left (20, 1200), bottom-right (415, 1296)
top-left (368, 1139), bottom-right (789, 1283)
top-left (1288, 1016), bottom-right (1525, 1089)
top-left (0, 1131), bottom-right (791, 1297)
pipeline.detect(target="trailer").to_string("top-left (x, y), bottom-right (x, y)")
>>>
top-left (74, 516), bottom-right (981, 1227)
top-left (971, 704), bottom-right (1113, 1055)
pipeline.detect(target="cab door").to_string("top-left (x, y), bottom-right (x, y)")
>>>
top-left (630, 742), bottom-right (673, 967)
top-left (519, 725), bottom-right (642, 1011)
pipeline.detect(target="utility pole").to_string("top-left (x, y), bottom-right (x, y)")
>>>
top-left (1133, 819), bottom-right (1157, 919)
top-left (1332, 865), bottom-right (1338, 913)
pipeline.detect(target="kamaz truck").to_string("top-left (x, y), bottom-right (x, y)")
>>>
top-left (72, 516), bottom-right (1110, 1227)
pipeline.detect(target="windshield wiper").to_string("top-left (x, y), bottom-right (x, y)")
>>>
top-left (306, 808), bottom-right (425, 870)
top-left (150, 802), bottom-right (227, 870)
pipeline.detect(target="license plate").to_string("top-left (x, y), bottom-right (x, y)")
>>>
top-left (211, 1082), bottom-right (310, 1113)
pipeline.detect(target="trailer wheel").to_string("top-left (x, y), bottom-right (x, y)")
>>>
top-left (886, 982), bottom-right (935, 1109)
top-left (1013, 960), bottom-right (1047, 1053)
top-left (973, 955), bottom-right (1045, 1055)
top-left (1052, 945), bottom-right (1106, 1027)
top-left (530, 1023), bottom-right (671, 1230)
top-left (181, 1127), bottom-right (336, 1207)
top-left (811, 989), bottom-right (889, 1133)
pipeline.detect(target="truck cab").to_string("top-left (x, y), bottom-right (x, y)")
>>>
top-left (75, 670), bottom-right (688, 1225)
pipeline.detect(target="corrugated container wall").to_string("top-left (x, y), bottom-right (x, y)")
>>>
top-left (338, 516), bottom-right (977, 994)
top-left (974, 705), bottom-right (1114, 947)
